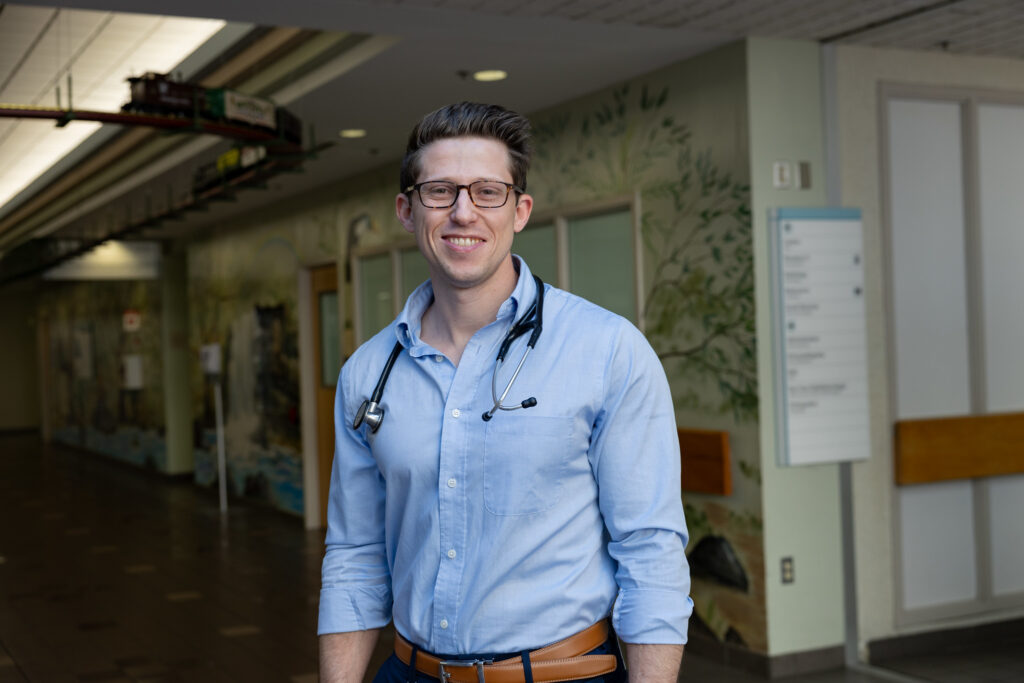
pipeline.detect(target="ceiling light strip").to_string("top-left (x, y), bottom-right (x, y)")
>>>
top-left (31, 13), bottom-right (116, 106)
top-left (0, 26), bottom-right (299, 243)
top-left (0, 9), bottom-right (60, 96)
top-left (2, 33), bottom-right (402, 245)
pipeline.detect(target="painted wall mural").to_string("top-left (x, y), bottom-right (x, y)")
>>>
top-left (526, 44), bottom-right (766, 652)
top-left (188, 208), bottom-right (335, 516)
top-left (42, 280), bottom-right (167, 471)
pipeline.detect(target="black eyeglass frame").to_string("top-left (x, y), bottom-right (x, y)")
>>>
top-left (404, 180), bottom-right (523, 209)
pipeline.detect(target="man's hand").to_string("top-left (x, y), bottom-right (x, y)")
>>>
top-left (319, 629), bottom-right (382, 683)
top-left (623, 643), bottom-right (684, 682)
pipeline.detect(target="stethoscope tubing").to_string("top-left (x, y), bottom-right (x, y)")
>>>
top-left (354, 275), bottom-right (544, 433)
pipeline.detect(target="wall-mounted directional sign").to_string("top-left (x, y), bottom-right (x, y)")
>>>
top-left (769, 207), bottom-right (870, 466)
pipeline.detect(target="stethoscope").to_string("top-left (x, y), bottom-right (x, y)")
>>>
top-left (353, 275), bottom-right (545, 433)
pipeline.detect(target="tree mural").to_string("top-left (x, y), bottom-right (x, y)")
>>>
top-left (533, 84), bottom-right (757, 421)
top-left (642, 139), bottom-right (755, 421)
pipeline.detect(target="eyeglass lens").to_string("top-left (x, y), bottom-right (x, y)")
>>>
top-left (418, 181), bottom-right (512, 208)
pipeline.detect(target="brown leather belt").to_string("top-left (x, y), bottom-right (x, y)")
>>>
top-left (394, 619), bottom-right (618, 683)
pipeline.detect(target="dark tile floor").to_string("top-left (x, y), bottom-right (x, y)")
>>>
top-left (876, 642), bottom-right (1024, 683)
top-left (0, 433), bottom-right (1013, 682)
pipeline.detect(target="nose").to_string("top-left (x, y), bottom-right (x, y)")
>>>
top-left (450, 186), bottom-right (476, 222)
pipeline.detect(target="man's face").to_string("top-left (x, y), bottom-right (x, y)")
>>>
top-left (396, 136), bottom-right (533, 294)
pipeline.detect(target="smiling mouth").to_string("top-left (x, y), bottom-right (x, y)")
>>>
top-left (446, 237), bottom-right (483, 247)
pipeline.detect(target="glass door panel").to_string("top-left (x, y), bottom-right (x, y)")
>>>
top-left (568, 209), bottom-right (634, 322)
top-left (358, 253), bottom-right (394, 344)
top-left (514, 222), bottom-right (557, 285)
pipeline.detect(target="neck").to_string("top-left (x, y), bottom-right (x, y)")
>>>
top-left (421, 258), bottom-right (519, 365)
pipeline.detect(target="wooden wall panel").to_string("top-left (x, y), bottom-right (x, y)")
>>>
top-left (894, 412), bottom-right (1024, 485)
top-left (679, 428), bottom-right (731, 495)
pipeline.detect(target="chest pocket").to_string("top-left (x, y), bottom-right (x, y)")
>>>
top-left (483, 414), bottom-right (572, 516)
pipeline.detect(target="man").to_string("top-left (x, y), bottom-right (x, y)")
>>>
top-left (319, 102), bottom-right (691, 683)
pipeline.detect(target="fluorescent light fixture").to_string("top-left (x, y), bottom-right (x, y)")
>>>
top-left (44, 240), bottom-right (162, 280)
top-left (472, 69), bottom-right (507, 82)
top-left (339, 129), bottom-right (367, 138)
top-left (0, 7), bottom-right (226, 211)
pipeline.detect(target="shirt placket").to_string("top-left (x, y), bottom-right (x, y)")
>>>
top-left (429, 339), bottom-right (487, 652)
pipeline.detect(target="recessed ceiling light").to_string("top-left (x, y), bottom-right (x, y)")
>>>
top-left (472, 70), bottom-right (507, 82)
top-left (339, 129), bottom-right (367, 138)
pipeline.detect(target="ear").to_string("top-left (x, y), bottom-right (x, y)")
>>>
top-left (396, 192), bottom-right (415, 234)
top-left (513, 192), bottom-right (533, 234)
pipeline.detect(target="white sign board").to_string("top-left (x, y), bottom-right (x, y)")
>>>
top-left (122, 309), bottom-right (142, 332)
top-left (200, 344), bottom-right (222, 376)
top-left (224, 90), bottom-right (276, 129)
top-left (122, 354), bottom-right (144, 390)
top-left (769, 208), bottom-right (870, 466)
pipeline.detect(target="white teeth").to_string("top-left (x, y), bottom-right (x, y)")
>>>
top-left (448, 237), bottom-right (481, 246)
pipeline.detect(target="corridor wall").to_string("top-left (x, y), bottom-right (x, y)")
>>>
top-left (40, 279), bottom-right (167, 469)
top-left (0, 282), bottom-right (39, 431)
top-left (184, 41), bottom-right (766, 653)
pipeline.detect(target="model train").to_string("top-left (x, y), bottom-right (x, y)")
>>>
top-left (122, 72), bottom-right (302, 146)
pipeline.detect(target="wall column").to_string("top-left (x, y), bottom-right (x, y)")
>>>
top-left (161, 248), bottom-right (193, 474)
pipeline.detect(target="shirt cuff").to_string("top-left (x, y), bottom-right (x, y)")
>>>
top-left (317, 584), bottom-right (393, 635)
top-left (613, 589), bottom-right (693, 644)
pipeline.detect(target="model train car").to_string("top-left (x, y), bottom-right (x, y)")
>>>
top-left (123, 72), bottom-right (302, 146)
top-left (193, 144), bottom-right (268, 194)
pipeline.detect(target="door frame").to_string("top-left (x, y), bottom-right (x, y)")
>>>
top-left (298, 263), bottom-right (343, 530)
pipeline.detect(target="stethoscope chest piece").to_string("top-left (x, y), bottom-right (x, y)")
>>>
top-left (353, 399), bottom-right (385, 433)
top-left (352, 341), bottom-right (403, 433)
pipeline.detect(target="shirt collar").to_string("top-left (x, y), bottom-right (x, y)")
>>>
top-left (394, 255), bottom-right (537, 353)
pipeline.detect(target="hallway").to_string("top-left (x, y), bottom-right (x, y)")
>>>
top-left (0, 433), bottom-right (971, 682)
top-left (0, 433), bottom-right (328, 682)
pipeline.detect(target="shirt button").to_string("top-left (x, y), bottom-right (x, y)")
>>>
top-left (447, 549), bottom-right (456, 559)
top-left (440, 619), bottom-right (449, 629)
top-left (434, 355), bottom-right (443, 363)
top-left (447, 478), bottom-right (457, 488)
top-left (451, 409), bottom-right (461, 418)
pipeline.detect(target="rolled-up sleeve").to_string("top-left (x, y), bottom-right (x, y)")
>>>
top-left (317, 363), bottom-right (393, 635)
top-left (588, 323), bottom-right (692, 644)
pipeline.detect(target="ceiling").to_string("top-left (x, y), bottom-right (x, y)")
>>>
top-left (1, 0), bottom-right (1022, 271)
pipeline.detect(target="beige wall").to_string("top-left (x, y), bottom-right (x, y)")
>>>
top-left (834, 44), bottom-right (1024, 652)
top-left (0, 281), bottom-right (40, 430)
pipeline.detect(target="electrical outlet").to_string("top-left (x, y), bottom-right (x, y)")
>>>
top-left (781, 556), bottom-right (794, 584)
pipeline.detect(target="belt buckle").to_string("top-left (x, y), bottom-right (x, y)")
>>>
top-left (438, 658), bottom-right (492, 683)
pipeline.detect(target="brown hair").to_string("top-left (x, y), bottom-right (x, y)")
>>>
top-left (400, 102), bottom-right (532, 193)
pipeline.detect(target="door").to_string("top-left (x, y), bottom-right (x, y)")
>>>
top-left (886, 95), bottom-right (1024, 622)
top-left (311, 264), bottom-right (341, 527)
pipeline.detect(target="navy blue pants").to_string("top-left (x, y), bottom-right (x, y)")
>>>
top-left (372, 638), bottom-right (626, 683)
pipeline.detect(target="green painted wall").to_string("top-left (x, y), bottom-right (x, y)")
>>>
top-left (162, 249), bottom-right (193, 474)
top-left (747, 37), bottom-right (845, 656)
top-left (0, 282), bottom-right (40, 431)
top-left (527, 42), bottom-right (765, 651)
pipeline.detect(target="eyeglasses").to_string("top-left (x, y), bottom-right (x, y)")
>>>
top-left (405, 180), bottom-right (521, 208)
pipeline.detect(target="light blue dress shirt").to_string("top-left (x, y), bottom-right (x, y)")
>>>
top-left (319, 257), bottom-right (692, 654)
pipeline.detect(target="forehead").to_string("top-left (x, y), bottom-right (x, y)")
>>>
top-left (417, 136), bottom-right (512, 181)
